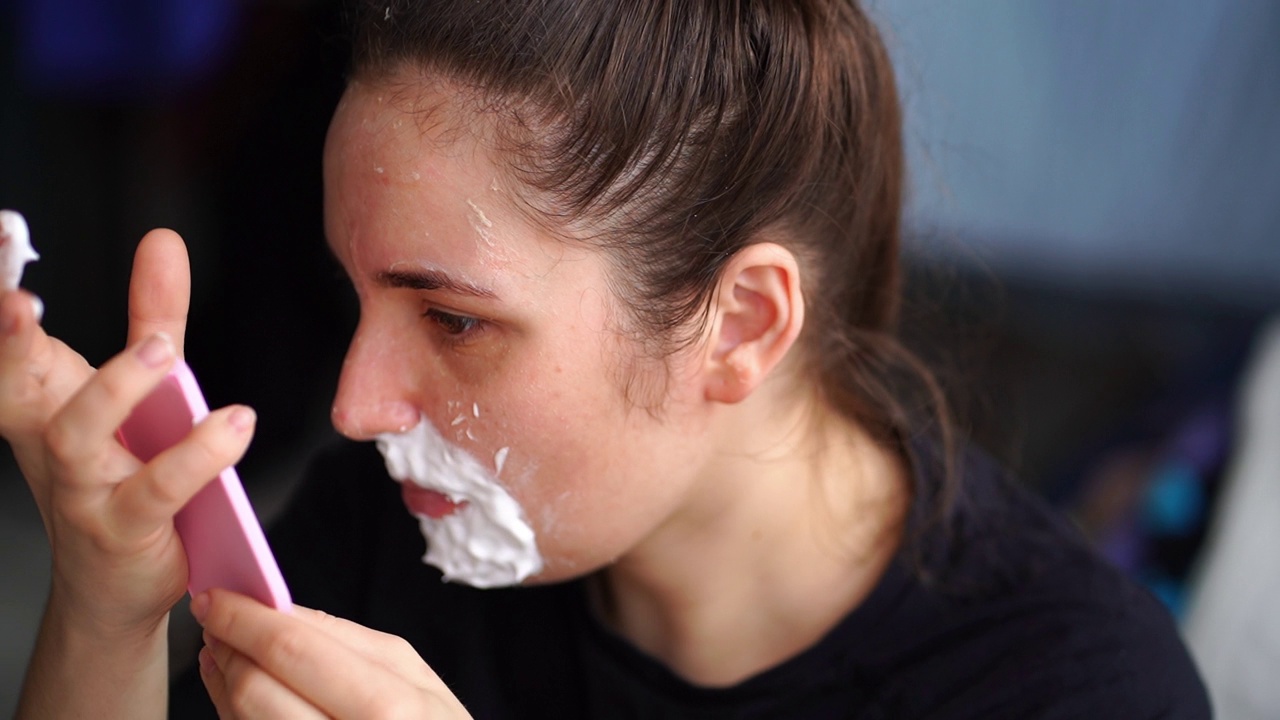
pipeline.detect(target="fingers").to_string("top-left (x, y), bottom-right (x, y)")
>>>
top-left (0, 290), bottom-right (41, 390)
top-left (197, 590), bottom-right (461, 719)
top-left (108, 404), bottom-right (256, 534)
top-left (283, 605), bottom-right (441, 683)
top-left (0, 289), bottom-right (96, 442)
top-left (43, 333), bottom-right (177, 469)
top-left (128, 229), bottom-right (190, 357)
top-left (200, 643), bottom-right (329, 720)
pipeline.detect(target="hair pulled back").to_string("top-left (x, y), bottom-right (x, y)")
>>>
top-left (349, 0), bottom-right (957, 559)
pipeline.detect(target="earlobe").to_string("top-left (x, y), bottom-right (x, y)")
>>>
top-left (704, 243), bottom-right (805, 404)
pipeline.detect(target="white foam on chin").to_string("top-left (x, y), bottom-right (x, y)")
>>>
top-left (375, 419), bottom-right (543, 588)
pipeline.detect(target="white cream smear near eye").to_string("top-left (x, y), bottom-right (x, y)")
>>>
top-left (0, 210), bottom-right (39, 291)
top-left (376, 419), bottom-right (543, 588)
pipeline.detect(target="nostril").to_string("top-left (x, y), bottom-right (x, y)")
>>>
top-left (331, 401), bottom-right (420, 440)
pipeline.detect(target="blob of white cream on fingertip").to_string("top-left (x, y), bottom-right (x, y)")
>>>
top-left (1, 210), bottom-right (43, 323)
top-left (0, 210), bottom-right (40, 291)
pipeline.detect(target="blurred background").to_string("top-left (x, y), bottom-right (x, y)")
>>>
top-left (1, 0), bottom-right (1277, 715)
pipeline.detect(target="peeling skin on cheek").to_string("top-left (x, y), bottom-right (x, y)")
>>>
top-left (445, 399), bottom-right (482, 444)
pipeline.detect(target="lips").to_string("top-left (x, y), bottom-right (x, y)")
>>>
top-left (401, 482), bottom-right (467, 519)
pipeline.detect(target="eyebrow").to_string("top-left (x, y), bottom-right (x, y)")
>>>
top-left (375, 268), bottom-right (499, 300)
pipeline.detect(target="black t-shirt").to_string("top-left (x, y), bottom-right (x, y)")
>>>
top-left (171, 440), bottom-right (1211, 718)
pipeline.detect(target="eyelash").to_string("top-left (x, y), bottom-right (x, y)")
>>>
top-left (422, 308), bottom-right (484, 343)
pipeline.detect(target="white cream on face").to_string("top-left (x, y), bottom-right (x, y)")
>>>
top-left (0, 210), bottom-right (39, 291)
top-left (375, 419), bottom-right (543, 588)
top-left (465, 198), bottom-right (497, 248)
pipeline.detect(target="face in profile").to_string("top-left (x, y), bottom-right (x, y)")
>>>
top-left (323, 74), bottom-right (720, 584)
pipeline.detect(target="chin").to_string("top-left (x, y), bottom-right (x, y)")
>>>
top-left (515, 553), bottom-right (611, 587)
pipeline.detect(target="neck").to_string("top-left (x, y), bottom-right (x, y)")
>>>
top-left (596, 382), bottom-right (908, 687)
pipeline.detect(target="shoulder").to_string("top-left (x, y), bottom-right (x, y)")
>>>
top-left (874, 445), bottom-right (1212, 718)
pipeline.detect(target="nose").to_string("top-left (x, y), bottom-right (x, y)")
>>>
top-left (331, 322), bottom-right (421, 440)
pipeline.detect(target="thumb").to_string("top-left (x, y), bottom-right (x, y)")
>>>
top-left (127, 229), bottom-right (191, 356)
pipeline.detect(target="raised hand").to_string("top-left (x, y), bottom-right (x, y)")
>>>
top-left (5, 229), bottom-right (256, 719)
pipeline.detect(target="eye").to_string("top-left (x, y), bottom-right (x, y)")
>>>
top-left (423, 308), bottom-right (481, 337)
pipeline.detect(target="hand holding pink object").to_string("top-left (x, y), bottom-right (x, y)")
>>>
top-left (1, 226), bottom-right (260, 718)
top-left (117, 360), bottom-right (291, 611)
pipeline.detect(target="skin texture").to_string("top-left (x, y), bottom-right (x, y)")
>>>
top-left (324, 77), bottom-right (724, 584)
top-left (7, 70), bottom-right (908, 718)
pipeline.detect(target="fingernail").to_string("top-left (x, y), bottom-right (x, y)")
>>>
top-left (30, 295), bottom-right (43, 324)
top-left (137, 332), bottom-right (174, 368)
top-left (228, 406), bottom-right (256, 432)
top-left (190, 591), bottom-right (210, 623)
top-left (199, 646), bottom-right (215, 674)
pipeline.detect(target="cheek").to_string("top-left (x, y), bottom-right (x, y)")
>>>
top-left (455, 363), bottom-right (634, 531)
top-left (491, 389), bottom-right (692, 570)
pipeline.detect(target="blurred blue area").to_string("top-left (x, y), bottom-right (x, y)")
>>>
top-left (15, 0), bottom-right (239, 98)
top-left (875, 0), bottom-right (1280, 307)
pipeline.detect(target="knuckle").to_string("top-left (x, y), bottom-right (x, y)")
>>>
top-left (192, 417), bottom-right (242, 464)
top-left (42, 419), bottom-right (76, 458)
top-left (84, 524), bottom-right (119, 555)
top-left (387, 635), bottom-right (415, 655)
top-left (187, 431), bottom-right (226, 468)
top-left (386, 635), bottom-right (424, 666)
top-left (368, 698), bottom-right (419, 720)
top-left (142, 466), bottom-right (187, 507)
top-left (229, 672), bottom-right (268, 718)
top-left (262, 627), bottom-right (307, 669)
top-left (87, 370), bottom-right (136, 415)
top-left (168, 432), bottom-right (229, 484)
top-left (57, 504), bottom-right (117, 553)
top-left (371, 689), bottom-right (452, 720)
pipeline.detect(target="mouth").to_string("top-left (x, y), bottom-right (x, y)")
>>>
top-left (400, 482), bottom-right (468, 519)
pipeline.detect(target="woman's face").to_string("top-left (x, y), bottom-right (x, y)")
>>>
top-left (323, 77), bottom-right (713, 582)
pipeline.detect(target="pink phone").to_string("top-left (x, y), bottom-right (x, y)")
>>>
top-left (116, 360), bottom-right (292, 611)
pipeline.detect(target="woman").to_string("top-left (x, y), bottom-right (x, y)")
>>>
top-left (4, 1), bottom-right (1209, 717)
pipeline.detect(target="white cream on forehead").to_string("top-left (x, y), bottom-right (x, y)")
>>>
top-left (375, 418), bottom-right (543, 588)
top-left (465, 198), bottom-right (497, 248)
top-left (0, 210), bottom-right (39, 291)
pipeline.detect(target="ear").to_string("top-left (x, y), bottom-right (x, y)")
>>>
top-left (703, 243), bottom-right (805, 404)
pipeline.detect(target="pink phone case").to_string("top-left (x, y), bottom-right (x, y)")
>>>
top-left (116, 360), bottom-right (292, 611)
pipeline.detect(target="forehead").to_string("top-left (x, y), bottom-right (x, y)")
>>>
top-left (326, 75), bottom-right (487, 169)
top-left (321, 76), bottom-right (603, 294)
top-left (326, 81), bottom-right (504, 259)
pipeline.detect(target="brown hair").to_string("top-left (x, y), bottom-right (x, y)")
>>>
top-left (348, 0), bottom-right (957, 564)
